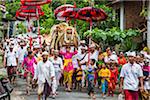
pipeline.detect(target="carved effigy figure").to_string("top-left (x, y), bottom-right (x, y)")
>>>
top-left (49, 23), bottom-right (79, 50)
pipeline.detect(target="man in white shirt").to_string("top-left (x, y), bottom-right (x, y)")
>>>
top-left (17, 41), bottom-right (27, 77)
top-left (104, 49), bottom-right (112, 63)
top-left (33, 44), bottom-right (42, 62)
top-left (78, 40), bottom-right (86, 54)
top-left (4, 45), bottom-right (18, 84)
top-left (85, 44), bottom-right (99, 62)
top-left (120, 52), bottom-right (144, 100)
top-left (18, 42), bottom-right (27, 67)
top-left (77, 46), bottom-right (88, 87)
top-left (50, 50), bottom-right (63, 98)
top-left (33, 51), bottom-right (55, 100)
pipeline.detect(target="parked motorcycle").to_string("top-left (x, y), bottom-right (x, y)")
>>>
top-left (0, 76), bottom-right (13, 100)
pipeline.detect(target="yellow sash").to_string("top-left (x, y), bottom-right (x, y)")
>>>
top-left (64, 59), bottom-right (72, 67)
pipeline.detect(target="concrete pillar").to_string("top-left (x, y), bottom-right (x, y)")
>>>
top-left (147, 1), bottom-right (150, 48)
top-left (120, 1), bottom-right (124, 31)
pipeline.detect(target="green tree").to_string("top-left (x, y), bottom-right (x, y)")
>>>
top-left (5, 0), bottom-right (20, 20)
top-left (16, 22), bottom-right (27, 34)
top-left (40, 4), bottom-right (55, 34)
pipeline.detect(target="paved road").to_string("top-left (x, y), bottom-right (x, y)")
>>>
top-left (11, 78), bottom-right (118, 100)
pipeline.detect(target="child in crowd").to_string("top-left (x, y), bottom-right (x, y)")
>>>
top-left (85, 66), bottom-right (96, 99)
top-left (96, 62), bottom-right (102, 88)
top-left (90, 59), bottom-right (98, 86)
top-left (98, 63), bottom-right (110, 98)
top-left (96, 54), bottom-right (104, 88)
top-left (74, 61), bottom-right (83, 90)
top-left (108, 63), bottom-right (118, 97)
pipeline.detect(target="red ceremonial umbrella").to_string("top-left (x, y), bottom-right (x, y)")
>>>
top-left (56, 8), bottom-right (79, 22)
top-left (17, 6), bottom-right (44, 17)
top-left (16, 10), bottom-right (39, 21)
top-left (20, 0), bottom-right (51, 48)
top-left (16, 11), bottom-right (27, 21)
top-left (76, 7), bottom-right (107, 64)
top-left (76, 7), bottom-right (107, 30)
top-left (54, 4), bottom-right (76, 19)
top-left (18, 6), bottom-right (44, 48)
top-left (16, 6), bottom-right (44, 32)
top-left (16, 6), bottom-right (44, 48)
top-left (21, 0), bottom-right (52, 6)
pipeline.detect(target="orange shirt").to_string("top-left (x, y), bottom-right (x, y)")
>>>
top-left (118, 57), bottom-right (127, 65)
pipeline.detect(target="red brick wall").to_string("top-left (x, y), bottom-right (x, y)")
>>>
top-left (110, 1), bottom-right (146, 29)
top-left (124, 1), bottom-right (146, 29)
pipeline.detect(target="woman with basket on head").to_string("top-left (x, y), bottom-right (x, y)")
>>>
top-left (60, 45), bottom-right (77, 92)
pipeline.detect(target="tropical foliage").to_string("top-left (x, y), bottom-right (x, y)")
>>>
top-left (16, 22), bottom-right (27, 34)
top-left (5, 0), bottom-right (20, 20)
top-left (84, 27), bottom-right (141, 52)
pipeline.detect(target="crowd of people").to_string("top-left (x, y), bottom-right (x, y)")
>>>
top-left (0, 37), bottom-right (150, 100)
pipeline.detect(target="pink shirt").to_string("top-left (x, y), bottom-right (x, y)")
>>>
top-left (143, 66), bottom-right (150, 72)
top-left (22, 57), bottom-right (37, 76)
top-left (60, 51), bottom-right (78, 59)
top-left (60, 50), bottom-right (77, 72)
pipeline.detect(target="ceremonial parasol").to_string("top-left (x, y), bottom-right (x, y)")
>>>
top-left (54, 4), bottom-right (76, 21)
top-left (16, 11), bottom-right (39, 21)
top-left (56, 8), bottom-right (79, 23)
top-left (21, 0), bottom-right (52, 46)
top-left (76, 7), bottom-right (107, 64)
top-left (16, 12), bottom-right (27, 21)
top-left (16, 6), bottom-right (44, 32)
top-left (16, 6), bottom-right (44, 17)
top-left (16, 6), bottom-right (44, 48)
top-left (76, 7), bottom-right (107, 30)
top-left (21, 0), bottom-right (52, 6)
top-left (20, 0), bottom-right (52, 47)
